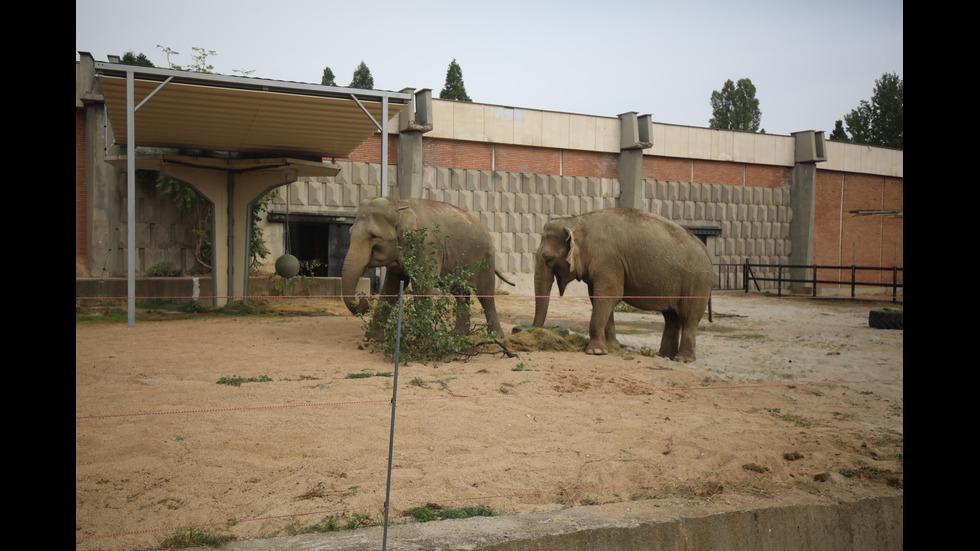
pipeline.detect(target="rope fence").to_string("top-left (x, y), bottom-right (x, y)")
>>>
top-left (75, 290), bottom-right (903, 548)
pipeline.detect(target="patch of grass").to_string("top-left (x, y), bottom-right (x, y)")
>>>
top-left (285, 513), bottom-right (375, 535)
top-left (405, 504), bottom-right (497, 523)
top-left (765, 407), bottom-right (814, 427)
top-left (345, 372), bottom-right (393, 379)
top-left (722, 333), bottom-right (766, 340)
top-left (158, 528), bottom-right (234, 548)
top-left (216, 374), bottom-right (273, 386)
top-left (75, 298), bottom-right (277, 324)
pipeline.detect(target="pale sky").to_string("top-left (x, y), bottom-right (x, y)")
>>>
top-left (75, 0), bottom-right (903, 137)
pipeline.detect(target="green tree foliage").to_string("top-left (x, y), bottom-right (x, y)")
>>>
top-left (439, 59), bottom-right (472, 102)
top-left (349, 61), bottom-right (374, 89)
top-left (709, 78), bottom-right (763, 132)
top-left (833, 73), bottom-right (903, 149)
top-left (829, 120), bottom-right (848, 142)
top-left (121, 51), bottom-right (154, 67)
top-left (156, 45), bottom-right (217, 73)
top-left (361, 227), bottom-right (492, 363)
top-left (321, 66), bottom-right (337, 86)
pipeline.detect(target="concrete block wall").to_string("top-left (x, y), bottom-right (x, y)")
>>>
top-left (420, 167), bottom-right (619, 273)
top-left (643, 179), bottom-right (793, 267)
top-left (265, 163), bottom-right (795, 292)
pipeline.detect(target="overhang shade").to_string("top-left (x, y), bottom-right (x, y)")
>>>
top-left (97, 70), bottom-right (409, 158)
top-left (83, 55), bottom-right (415, 324)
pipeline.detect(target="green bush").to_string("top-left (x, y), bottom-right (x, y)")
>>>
top-left (360, 227), bottom-right (492, 363)
top-left (145, 260), bottom-right (183, 277)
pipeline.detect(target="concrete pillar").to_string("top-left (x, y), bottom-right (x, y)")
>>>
top-left (788, 131), bottom-right (827, 291)
top-left (617, 112), bottom-right (652, 210)
top-left (396, 89), bottom-right (433, 199)
top-left (78, 54), bottom-right (126, 277)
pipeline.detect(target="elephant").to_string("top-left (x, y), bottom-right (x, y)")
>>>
top-left (341, 197), bottom-right (511, 337)
top-left (532, 208), bottom-right (713, 362)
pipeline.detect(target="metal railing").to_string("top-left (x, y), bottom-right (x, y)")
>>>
top-left (714, 261), bottom-right (903, 301)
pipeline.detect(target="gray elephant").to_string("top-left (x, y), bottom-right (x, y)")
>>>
top-left (532, 208), bottom-right (713, 362)
top-left (341, 197), bottom-right (510, 337)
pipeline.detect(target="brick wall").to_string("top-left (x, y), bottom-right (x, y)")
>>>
top-left (348, 134), bottom-right (398, 165)
top-left (815, 171), bottom-right (903, 285)
top-left (424, 139), bottom-right (493, 171)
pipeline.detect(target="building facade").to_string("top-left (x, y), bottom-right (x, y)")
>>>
top-left (76, 72), bottom-right (903, 294)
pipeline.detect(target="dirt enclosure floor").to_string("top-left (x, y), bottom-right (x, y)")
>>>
top-left (75, 290), bottom-right (903, 550)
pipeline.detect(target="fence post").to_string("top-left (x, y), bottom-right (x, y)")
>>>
top-left (776, 264), bottom-right (783, 297)
top-left (382, 280), bottom-right (406, 551)
top-left (742, 258), bottom-right (749, 293)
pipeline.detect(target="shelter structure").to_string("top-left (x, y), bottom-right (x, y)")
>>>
top-left (76, 53), bottom-right (413, 326)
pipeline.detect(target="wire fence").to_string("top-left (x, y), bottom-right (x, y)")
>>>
top-left (75, 290), bottom-right (904, 548)
top-left (715, 262), bottom-right (904, 301)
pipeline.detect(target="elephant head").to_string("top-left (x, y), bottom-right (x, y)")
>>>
top-left (341, 198), bottom-right (420, 315)
top-left (532, 220), bottom-right (581, 328)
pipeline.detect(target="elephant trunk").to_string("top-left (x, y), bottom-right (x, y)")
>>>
top-left (341, 247), bottom-right (371, 315)
top-left (532, 261), bottom-right (554, 328)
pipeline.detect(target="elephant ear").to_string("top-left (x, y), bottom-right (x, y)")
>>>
top-left (395, 205), bottom-right (420, 234)
top-left (564, 228), bottom-right (581, 278)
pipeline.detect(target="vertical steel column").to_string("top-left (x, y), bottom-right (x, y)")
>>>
top-left (126, 70), bottom-right (136, 328)
top-left (381, 97), bottom-right (389, 198)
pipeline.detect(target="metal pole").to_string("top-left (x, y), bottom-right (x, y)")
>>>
top-left (381, 97), bottom-right (389, 198)
top-left (126, 70), bottom-right (136, 328)
top-left (382, 280), bottom-right (405, 551)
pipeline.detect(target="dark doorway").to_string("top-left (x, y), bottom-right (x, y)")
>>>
top-left (270, 212), bottom-right (354, 277)
top-left (287, 221), bottom-right (350, 277)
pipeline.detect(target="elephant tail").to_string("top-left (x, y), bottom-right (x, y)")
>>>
top-left (496, 270), bottom-right (516, 286)
top-left (708, 294), bottom-right (713, 323)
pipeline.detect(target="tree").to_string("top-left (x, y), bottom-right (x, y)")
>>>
top-left (349, 61), bottom-right (374, 89)
top-left (833, 73), bottom-right (903, 149)
top-left (321, 66), bottom-right (337, 86)
top-left (709, 78), bottom-right (763, 132)
top-left (439, 59), bottom-right (472, 102)
top-left (121, 51), bottom-right (154, 67)
top-left (829, 120), bottom-right (848, 142)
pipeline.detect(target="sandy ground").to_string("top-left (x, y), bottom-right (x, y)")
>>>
top-left (75, 287), bottom-right (903, 550)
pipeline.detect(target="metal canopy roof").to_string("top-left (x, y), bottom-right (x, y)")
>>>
top-left (95, 62), bottom-right (411, 158)
top-left (84, 55), bottom-right (416, 326)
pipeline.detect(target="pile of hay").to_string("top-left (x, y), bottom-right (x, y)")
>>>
top-left (505, 327), bottom-right (589, 352)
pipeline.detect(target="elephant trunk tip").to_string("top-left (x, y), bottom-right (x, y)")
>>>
top-left (344, 296), bottom-right (370, 315)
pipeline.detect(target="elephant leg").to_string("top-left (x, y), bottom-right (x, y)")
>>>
top-left (367, 274), bottom-right (404, 341)
top-left (587, 295), bottom-right (618, 355)
top-left (450, 292), bottom-right (472, 336)
top-left (472, 270), bottom-right (504, 337)
top-left (604, 309), bottom-right (620, 351)
top-left (658, 310), bottom-right (681, 359)
top-left (674, 308), bottom-right (704, 363)
top-left (476, 293), bottom-right (504, 337)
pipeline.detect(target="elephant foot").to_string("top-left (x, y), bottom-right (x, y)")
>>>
top-left (585, 343), bottom-right (608, 355)
top-left (660, 351), bottom-right (695, 363)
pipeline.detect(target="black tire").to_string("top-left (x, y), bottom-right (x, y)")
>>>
top-left (869, 309), bottom-right (903, 330)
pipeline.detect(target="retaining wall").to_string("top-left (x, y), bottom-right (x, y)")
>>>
top-left (75, 276), bottom-right (369, 304)
top-left (214, 494), bottom-right (903, 551)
